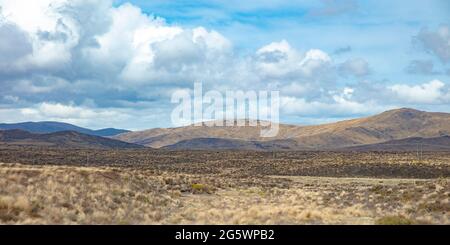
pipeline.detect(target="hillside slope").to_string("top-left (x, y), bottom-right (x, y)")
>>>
top-left (0, 122), bottom-right (130, 137)
top-left (344, 136), bottom-right (450, 152)
top-left (115, 108), bottom-right (450, 149)
top-left (162, 138), bottom-right (300, 151)
top-left (0, 129), bottom-right (143, 149)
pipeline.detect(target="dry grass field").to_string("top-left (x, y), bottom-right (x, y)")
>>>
top-left (0, 145), bottom-right (449, 224)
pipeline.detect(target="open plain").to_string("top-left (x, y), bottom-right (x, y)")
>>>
top-left (0, 145), bottom-right (448, 224)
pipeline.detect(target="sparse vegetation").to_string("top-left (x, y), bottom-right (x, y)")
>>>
top-left (0, 146), bottom-right (448, 224)
top-left (191, 184), bottom-right (212, 194)
top-left (375, 216), bottom-right (416, 225)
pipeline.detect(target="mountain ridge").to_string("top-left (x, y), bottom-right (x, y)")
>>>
top-left (0, 121), bottom-right (130, 137)
top-left (0, 129), bottom-right (143, 149)
top-left (114, 108), bottom-right (450, 150)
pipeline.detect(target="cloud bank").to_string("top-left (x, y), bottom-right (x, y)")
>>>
top-left (0, 0), bottom-right (449, 129)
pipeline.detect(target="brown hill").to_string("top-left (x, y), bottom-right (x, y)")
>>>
top-left (0, 121), bottom-right (130, 136)
top-left (114, 108), bottom-right (450, 149)
top-left (0, 129), bottom-right (144, 149)
top-left (343, 136), bottom-right (450, 152)
top-left (162, 137), bottom-right (299, 151)
top-left (114, 119), bottom-right (299, 148)
top-left (287, 108), bottom-right (450, 149)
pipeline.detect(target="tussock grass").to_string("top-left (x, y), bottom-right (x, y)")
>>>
top-left (0, 162), bottom-right (448, 224)
top-left (375, 216), bottom-right (416, 225)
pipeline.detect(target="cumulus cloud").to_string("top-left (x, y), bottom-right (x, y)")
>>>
top-left (1, 0), bottom-right (447, 129)
top-left (120, 26), bottom-right (233, 84)
top-left (254, 40), bottom-right (332, 80)
top-left (251, 40), bottom-right (337, 102)
top-left (415, 24), bottom-right (450, 63)
top-left (339, 58), bottom-right (370, 77)
top-left (0, 102), bottom-right (130, 128)
top-left (280, 89), bottom-right (383, 118)
top-left (0, 1), bottom-right (235, 96)
top-left (389, 80), bottom-right (448, 104)
top-left (0, 0), bottom-right (247, 128)
top-left (0, 0), bottom-right (112, 75)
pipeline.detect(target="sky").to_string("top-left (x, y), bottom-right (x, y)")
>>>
top-left (0, 0), bottom-right (449, 130)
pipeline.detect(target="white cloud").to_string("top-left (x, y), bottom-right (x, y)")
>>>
top-left (255, 40), bottom-right (298, 78)
top-left (0, 0), bottom-right (65, 33)
top-left (299, 49), bottom-right (332, 76)
top-left (254, 40), bottom-right (332, 79)
top-left (0, 0), bottom-right (110, 73)
top-left (0, 1), bottom-right (333, 96)
top-left (1, 0), bottom-right (447, 129)
top-left (280, 87), bottom-right (383, 117)
top-left (192, 27), bottom-right (232, 51)
top-left (21, 102), bottom-right (118, 119)
top-left (0, 1), bottom-right (237, 95)
top-left (8, 102), bottom-right (132, 129)
top-left (0, 102), bottom-right (173, 130)
top-left (257, 39), bottom-right (292, 54)
top-left (389, 79), bottom-right (447, 104)
top-left (342, 87), bottom-right (354, 98)
top-left (281, 96), bottom-right (381, 118)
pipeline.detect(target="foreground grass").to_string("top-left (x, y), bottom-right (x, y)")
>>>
top-left (375, 216), bottom-right (416, 225)
top-left (0, 163), bottom-right (448, 224)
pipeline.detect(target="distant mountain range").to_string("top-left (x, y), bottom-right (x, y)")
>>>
top-left (1, 108), bottom-right (450, 151)
top-left (115, 108), bottom-right (450, 151)
top-left (0, 121), bottom-right (130, 137)
top-left (0, 129), bottom-right (143, 149)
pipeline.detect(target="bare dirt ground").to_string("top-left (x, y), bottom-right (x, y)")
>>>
top-left (0, 146), bottom-right (449, 224)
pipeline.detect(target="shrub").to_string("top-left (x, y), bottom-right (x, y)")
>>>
top-left (0, 196), bottom-right (30, 222)
top-left (191, 184), bottom-right (211, 194)
top-left (375, 215), bottom-right (415, 225)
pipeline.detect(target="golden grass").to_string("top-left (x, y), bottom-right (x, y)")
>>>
top-left (0, 163), bottom-right (448, 225)
top-left (375, 216), bottom-right (416, 225)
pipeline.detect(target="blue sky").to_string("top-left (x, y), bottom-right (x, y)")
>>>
top-left (0, 0), bottom-right (449, 130)
top-left (120, 0), bottom-right (449, 81)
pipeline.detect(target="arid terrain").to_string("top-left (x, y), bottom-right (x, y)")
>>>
top-left (0, 145), bottom-right (448, 224)
top-left (114, 108), bottom-right (450, 150)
